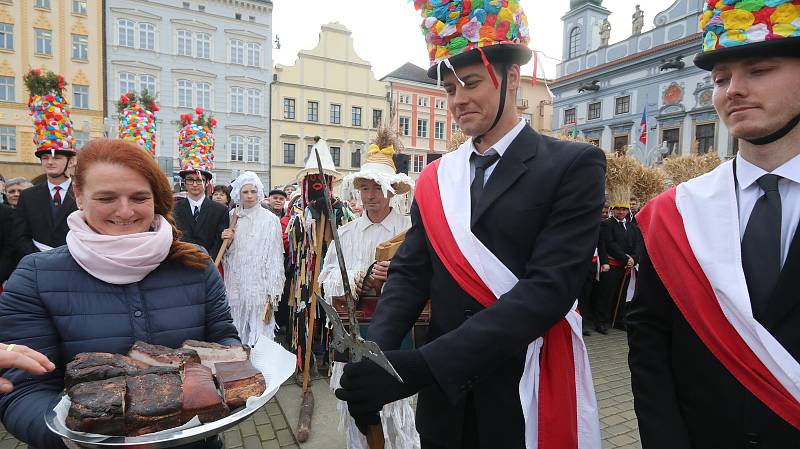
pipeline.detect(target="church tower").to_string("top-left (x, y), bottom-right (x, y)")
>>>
top-left (562, 0), bottom-right (611, 62)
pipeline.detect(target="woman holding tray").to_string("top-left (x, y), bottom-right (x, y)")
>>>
top-left (0, 139), bottom-right (240, 449)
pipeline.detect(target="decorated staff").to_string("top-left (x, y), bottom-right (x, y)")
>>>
top-left (284, 138), bottom-right (354, 442)
top-left (334, 1), bottom-right (606, 448)
top-left (117, 90), bottom-right (159, 157)
top-left (14, 69), bottom-right (78, 256)
top-left (172, 108), bottom-right (230, 260)
top-left (630, 1), bottom-right (800, 447)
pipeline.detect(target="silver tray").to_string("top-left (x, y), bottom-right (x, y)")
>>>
top-left (44, 338), bottom-right (296, 449)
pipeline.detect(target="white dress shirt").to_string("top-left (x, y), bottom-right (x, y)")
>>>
top-left (47, 178), bottom-right (72, 201)
top-left (187, 195), bottom-right (205, 214)
top-left (469, 118), bottom-right (527, 186)
top-left (735, 153), bottom-right (800, 267)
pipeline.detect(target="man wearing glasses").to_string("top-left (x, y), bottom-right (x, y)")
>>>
top-left (174, 171), bottom-right (229, 259)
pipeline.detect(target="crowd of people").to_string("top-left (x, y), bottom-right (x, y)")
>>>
top-left (1, 0), bottom-right (799, 448)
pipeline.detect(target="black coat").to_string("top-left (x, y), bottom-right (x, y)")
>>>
top-left (174, 197), bottom-right (229, 258)
top-left (367, 126), bottom-right (607, 448)
top-left (0, 204), bottom-right (20, 283)
top-left (13, 182), bottom-right (77, 256)
top-left (601, 217), bottom-right (643, 265)
top-left (628, 232), bottom-right (800, 448)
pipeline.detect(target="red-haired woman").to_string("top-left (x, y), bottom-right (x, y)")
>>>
top-left (0, 139), bottom-right (238, 449)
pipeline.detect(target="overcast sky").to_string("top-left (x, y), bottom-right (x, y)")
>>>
top-left (271, 0), bottom-right (678, 80)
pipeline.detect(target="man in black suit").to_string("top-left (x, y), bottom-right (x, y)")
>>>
top-left (14, 149), bottom-right (78, 256)
top-left (629, 6), bottom-right (800, 448)
top-left (174, 170), bottom-right (229, 259)
top-left (334, 3), bottom-right (606, 448)
top-left (595, 204), bottom-right (642, 334)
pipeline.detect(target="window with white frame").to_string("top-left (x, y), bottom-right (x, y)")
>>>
top-left (73, 84), bottom-right (88, 109)
top-left (307, 101), bottom-right (318, 122)
top-left (177, 30), bottom-right (192, 56)
top-left (417, 96), bottom-right (429, 107)
top-left (398, 94), bottom-right (410, 104)
top-left (74, 131), bottom-right (89, 150)
top-left (34, 29), bottom-right (52, 55)
top-left (435, 98), bottom-right (446, 109)
top-left (0, 126), bottom-right (15, 152)
top-left (246, 42), bottom-right (260, 67)
top-left (139, 23), bottom-right (155, 50)
top-left (35, 0), bottom-right (50, 9)
top-left (587, 102), bottom-right (601, 121)
top-left (230, 87), bottom-right (244, 113)
top-left (177, 79), bottom-right (193, 107)
top-left (118, 20), bottom-right (134, 47)
top-left (330, 146), bottom-right (341, 166)
top-left (564, 108), bottom-right (576, 125)
top-left (399, 116), bottom-right (410, 136)
top-left (246, 88), bottom-right (260, 115)
top-left (0, 24), bottom-right (13, 50)
top-left (196, 33), bottom-right (210, 59)
top-left (230, 135), bottom-right (244, 161)
top-left (351, 107), bottom-right (362, 127)
top-left (284, 98), bottom-right (295, 119)
top-left (417, 119), bottom-right (428, 138)
top-left (196, 82), bottom-right (210, 109)
top-left (330, 104), bottom-right (341, 124)
top-left (412, 155), bottom-right (425, 173)
top-left (119, 72), bottom-right (136, 95)
top-left (71, 34), bottom-right (88, 60)
top-left (434, 121), bottom-right (445, 139)
top-left (72, 0), bottom-right (87, 15)
top-left (230, 39), bottom-right (244, 64)
top-left (246, 136), bottom-right (261, 162)
top-left (139, 75), bottom-right (156, 95)
top-left (451, 122), bottom-right (459, 134)
top-left (0, 76), bottom-right (14, 102)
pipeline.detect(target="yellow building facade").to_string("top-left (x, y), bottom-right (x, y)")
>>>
top-left (269, 22), bottom-right (389, 188)
top-left (0, 0), bottom-right (104, 180)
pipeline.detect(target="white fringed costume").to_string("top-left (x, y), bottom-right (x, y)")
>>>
top-left (223, 172), bottom-right (286, 346)
top-left (319, 137), bottom-right (418, 449)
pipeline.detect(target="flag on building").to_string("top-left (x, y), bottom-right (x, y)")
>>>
top-left (638, 107), bottom-right (648, 145)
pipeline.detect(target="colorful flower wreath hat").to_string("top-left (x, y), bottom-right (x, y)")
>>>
top-left (413, 0), bottom-right (533, 80)
top-left (117, 90), bottom-right (159, 157)
top-left (23, 69), bottom-right (76, 158)
top-left (694, 0), bottom-right (800, 70)
top-left (178, 107), bottom-right (217, 180)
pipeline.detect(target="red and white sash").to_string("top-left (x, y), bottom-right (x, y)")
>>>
top-left (637, 160), bottom-right (800, 429)
top-left (415, 143), bottom-right (601, 449)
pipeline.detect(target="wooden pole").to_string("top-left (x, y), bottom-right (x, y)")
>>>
top-left (611, 269), bottom-right (631, 329)
top-left (214, 211), bottom-right (239, 266)
top-left (366, 425), bottom-right (385, 449)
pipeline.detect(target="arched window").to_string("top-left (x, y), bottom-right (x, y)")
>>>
top-left (568, 27), bottom-right (581, 58)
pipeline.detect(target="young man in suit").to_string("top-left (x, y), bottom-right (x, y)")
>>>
top-left (174, 170), bottom-right (229, 259)
top-left (334, 2), bottom-right (606, 448)
top-left (14, 150), bottom-right (78, 256)
top-left (629, 2), bottom-right (800, 447)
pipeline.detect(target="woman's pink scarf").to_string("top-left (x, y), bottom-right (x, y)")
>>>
top-left (66, 211), bottom-right (173, 285)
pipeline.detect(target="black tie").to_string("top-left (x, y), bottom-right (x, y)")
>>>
top-left (470, 152), bottom-right (500, 214)
top-left (741, 174), bottom-right (782, 323)
top-left (193, 205), bottom-right (200, 222)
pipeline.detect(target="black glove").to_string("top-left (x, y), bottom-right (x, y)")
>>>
top-left (335, 349), bottom-right (434, 432)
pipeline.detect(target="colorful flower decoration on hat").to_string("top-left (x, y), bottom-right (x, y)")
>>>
top-left (699, 0), bottom-right (800, 53)
top-left (116, 90), bottom-right (159, 157)
top-left (413, 0), bottom-right (531, 66)
top-left (177, 108), bottom-right (217, 177)
top-left (23, 69), bottom-right (76, 157)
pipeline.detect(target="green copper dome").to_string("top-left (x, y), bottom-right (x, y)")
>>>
top-left (570, 0), bottom-right (603, 9)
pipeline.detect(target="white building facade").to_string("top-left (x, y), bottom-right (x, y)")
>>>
top-left (105, 0), bottom-right (273, 185)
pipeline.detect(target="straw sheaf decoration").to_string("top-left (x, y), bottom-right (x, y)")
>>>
top-left (605, 153), bottom-right (641, 208)
top-left (661, 153), bottom-right (722, 186)
top-left (632, 164), bottom-right (667, 204)
top-left (541, 128), bottom-right (591, 144)
top-left (447, 129), bottom-right (469, 152)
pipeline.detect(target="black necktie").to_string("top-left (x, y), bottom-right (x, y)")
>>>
top-left (193, 205), bottom-right (200, 222)
top-left (741, 174), bottom-right (782, 323)
top-left (470, 152), bottom-right (500, 214)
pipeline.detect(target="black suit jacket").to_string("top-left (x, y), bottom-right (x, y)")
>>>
top-left (14, 182), bottom-right (77, 256)
top-left (601, 218), bottom-right (643, 265)
top-left (174, 197), bottom-right (229, 258)
top-left (628, 229), bottom-right (800, 448)
top-left (0, 204), bottom-right (19, 283)
top-left (367, 126), bottom-right (607, 448)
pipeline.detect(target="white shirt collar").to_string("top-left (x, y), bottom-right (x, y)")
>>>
top-left (47, 178), bottom-right (71, 193)
top-left (469, 118), bottom-right (527, 158)
top-left (736, 152), bottom-right (800, 190)
top-left (356, 207), bottom-right (404, 233)
top-left (187, 195), bottom-right (205, 210)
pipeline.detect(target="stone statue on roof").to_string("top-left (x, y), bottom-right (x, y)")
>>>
top-left (599, 19), bottom-right (611, 47)
top-left (632, 5), bottom-right (644, 35)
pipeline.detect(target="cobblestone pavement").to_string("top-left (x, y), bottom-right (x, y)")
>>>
top-left (585, 329), bottom-right (642, 449)
top-left (2, 331), bottom-right (638, 449)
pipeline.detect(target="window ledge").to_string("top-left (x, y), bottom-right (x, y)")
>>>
top-left (71, 12), bottom-right (88, 18)
top-left (71, 58), bottom-right (89, 63)
top-left (0, 48), bottom-right (14, 54)
top-left (34, 53), bottom-right (53, 58)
